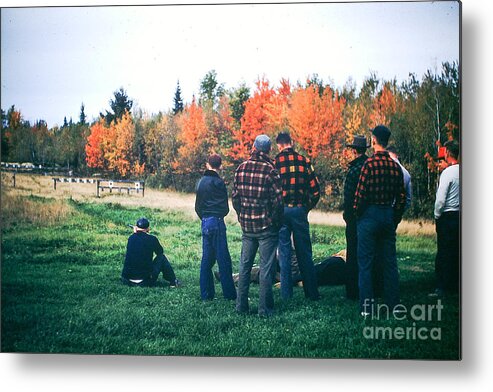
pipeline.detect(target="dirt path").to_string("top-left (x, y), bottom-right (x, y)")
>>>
top-left (2, 172), bottom-right (435, 235)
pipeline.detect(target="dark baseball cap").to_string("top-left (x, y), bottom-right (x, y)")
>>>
top-left (136, 217), bottom-right (150, 229)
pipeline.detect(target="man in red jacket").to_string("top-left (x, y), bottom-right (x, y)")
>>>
top-left (274, 131), bottom-right (321, 301)
top-left (354, 125), bottom-right (406, 316)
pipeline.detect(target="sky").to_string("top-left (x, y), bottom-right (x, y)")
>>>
top-left (1, 0), bottom-right (460, 127)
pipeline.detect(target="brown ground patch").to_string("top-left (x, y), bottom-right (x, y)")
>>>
top-left (1, 172), bottom-right (435, 235)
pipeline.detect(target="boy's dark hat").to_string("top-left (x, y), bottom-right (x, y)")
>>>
top-left (346, 135), bottom-right (370, 149)
top-left (136, 217), bottom-right (150, 229)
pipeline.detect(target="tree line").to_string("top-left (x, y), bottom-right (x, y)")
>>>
top-left (1, 63), bottom-right (459, 219)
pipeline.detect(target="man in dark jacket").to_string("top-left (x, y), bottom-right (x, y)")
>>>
top-left (232, 134), bottom-right (283, 317)
top-left (195, 154), bottom-right (236, 301)
top-left (343, 135), bottom-right (369, 300)
top-left (121, 218), bottom-right (180, 287)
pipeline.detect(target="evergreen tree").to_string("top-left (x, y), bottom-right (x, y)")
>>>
top-left (173, 81), bottom-right (184, 115)
top-left (79, 103), bottom-right (87, 125)
top-left (100, 87), bottom-right (133, 125)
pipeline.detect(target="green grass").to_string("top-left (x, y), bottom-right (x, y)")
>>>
top-left (1, 196), bottom-right (460, 359)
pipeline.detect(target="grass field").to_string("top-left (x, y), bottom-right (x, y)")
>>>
top-left (0, 176), bottom-right (460, 359)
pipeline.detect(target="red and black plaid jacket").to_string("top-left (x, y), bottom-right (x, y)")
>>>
top-left (232, 150), bottom-right (283, 233)
top-left (353, 150), bottom-right (406, 219)
top-left (274, 147), bottom-right (320, 211)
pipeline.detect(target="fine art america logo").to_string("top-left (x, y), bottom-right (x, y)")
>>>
top-left (362, 299), bottom-right (444, 341)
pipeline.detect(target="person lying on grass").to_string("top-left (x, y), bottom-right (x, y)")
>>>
top-left (215, 249), bottom-right (348, 288)
top-left (121, 217), bottom-right (181, 288)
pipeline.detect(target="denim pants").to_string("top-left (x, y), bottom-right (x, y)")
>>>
top-left (200, 217), bottom-right (237, 300)
top-left (435, 211), bottom-right (460, 293)
top-left (236, 229), bottom-right (278, 316)
top-left (278, 206), bottom-right (320, 300)
top-left (121, 254), bottom-right (176, 287)
top-left (357, 205), bottom-right (399, 312)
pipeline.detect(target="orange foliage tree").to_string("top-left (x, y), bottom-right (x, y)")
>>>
top-left (85, 112), bottom-right (141, 176)
top-left (105, 111), bottom-right (137, 176)
top-left (287, 84), bottom-right (346, 160)
top-left (343, 102), bottom-right (367, 161)
top-left (230, 78), bottom-right (289, 161)
top-left (175, 98), bottom-right (209, 172)
top-left (85, 119), bottom-right (107, 169)
top-left (369, 85), bottom-right (398, 128)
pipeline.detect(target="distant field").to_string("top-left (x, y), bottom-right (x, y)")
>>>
top-left (0, 174), bottom-right (459, 359)
top-left (1, 173), bottom-right (436, 235)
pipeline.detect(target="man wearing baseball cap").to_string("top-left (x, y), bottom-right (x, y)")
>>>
top-left (353, 125), bottom-right (406, 316)
top-left (121, 217), bottom-right (181, 288)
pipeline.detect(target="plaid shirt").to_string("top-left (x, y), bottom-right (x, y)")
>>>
top-left (343, 154), bottom-right (368, 221)
top-left (232, 150), bottom-right (283, 233)
top-left (274, 147), bottom-right (320, 210)
top-left (353, 150), bottom-right (406, 218)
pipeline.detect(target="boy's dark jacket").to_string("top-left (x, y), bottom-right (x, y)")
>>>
top-left (122, 232), bottom-right (163, 280)
top-left (195, 169), bottom-right (230, 219)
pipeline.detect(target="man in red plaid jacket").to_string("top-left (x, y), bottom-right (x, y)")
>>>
top-left (232, 134), bottom-right (283, 317)
top-left (274, 131), bottom-right (321, 301)
top-left (354, 125), bottom-right (406, 317)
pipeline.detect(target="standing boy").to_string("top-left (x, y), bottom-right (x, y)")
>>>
top-left (195, 154), bottom-right (237, 301)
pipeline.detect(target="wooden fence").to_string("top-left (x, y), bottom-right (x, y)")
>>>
top-left (52, 177), bottom-right (145, 198)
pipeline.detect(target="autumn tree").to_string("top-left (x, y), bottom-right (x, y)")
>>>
top-left (143, 113), bottom-right (180, 178)
top-left (369, 83), bottom-right (399, 128)
top-left (175, 98), bottom-right (210, 173)
top-left (287, 84), bottom-right (345, 160)
top-left (343, 102), bottom-right (367, 161)
top-left (85, 119), bottom-right (107, 169)
top-left (104, 111), bottom-right (140, 176)
top-left (230, 78), bottom-right (277, 161)
top-left (31, 120), bottom-right (53, 166)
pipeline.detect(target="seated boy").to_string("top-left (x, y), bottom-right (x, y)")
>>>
top-left (121, 217), bottom-right (181, 287)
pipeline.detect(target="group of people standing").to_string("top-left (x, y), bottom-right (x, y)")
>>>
top-left (121, 124), bottom-right (460, 318)
top-left (343, 125), bottom-right (460, 316)
top-left (195, 132), bottom-right (321, 316)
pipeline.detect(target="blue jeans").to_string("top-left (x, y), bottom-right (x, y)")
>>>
top-left (357, 205), bottom-right (399, 312)
top-left (278, 206), bottom-right (320, 300)
top-left (236, 229), bottom-right (278, 316)
top-left (200, 217), bottom-right (237, 300)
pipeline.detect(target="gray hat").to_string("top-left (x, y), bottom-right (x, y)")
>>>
top-left (253, 134), bottom-right (272, 153)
